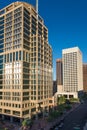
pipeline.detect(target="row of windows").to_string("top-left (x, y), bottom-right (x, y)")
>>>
top-left (6, 12), bottom-right (12, 18)
top-left (14, 12), bottom-right (22, 18)
top-left (6, 16), bottom-right (12, 22)
top-left (31, 96), bottom-right (48, 100)
top-left (5, 80), bottom-right (21, 85)
top-left (0, 20), bottom-right (4, 54)
top-left (5, 26), bottom-right (12, 33)
top-left (23, 92), bottom-right (29, 96)
top-left (1, 102), bottom-right (30, 109)
top-left (4, 103), bottom-right (21, 108)
top-left (14, 22), bottom-right (22, 29)
top-left (3, 96), bottom-right (21, 101)
top-left (4, 85), bottom-right (21, 89)
top-left (14, 7), bottom-right (22, 14)
top-left (24, 8), bottom-right (30, 19)
top-left (22, 110), bottom-right (29, 115)
top-left (0, 23), bottom-right (4, 29)
top-left (5, 31), bottom-right (12, 38)
top-left (24, 16), bottom-right (30, 25)
top-left (4, 51), bottom-right (22, 62)
top-left (5, 37), bottom-right (12, 42)
top-left (5, 21), bottom-right (12, 27)
top-left (0, 20), bottom-right (4, 25)
top-left (4, 74), bottom-right (21, 79)
top-left (14, 17), bottom-right (22, 23)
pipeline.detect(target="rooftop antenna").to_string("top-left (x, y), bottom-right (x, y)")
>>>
top-left (36, 0), bottom-right (38, 17)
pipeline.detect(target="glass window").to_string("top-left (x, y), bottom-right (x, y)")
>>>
top-left (23, 51), bottom-right (25, 60)
top-left (19, 51), bottom-right (21, 60)
top-left (10, 53), bottom-right (12, 62)
top-left (13, 52), bottom-right (15, 61)
top-left (7, 54), bottom-right (9, 62)
top-left (16, 51), bottom-right (18, 61)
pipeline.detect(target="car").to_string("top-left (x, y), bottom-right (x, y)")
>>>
top-left (58, 122), bottom-right (64, 128)
top-left (60, 118), bottom-right (64, 122)
top-left (73, 124), bottom-right (80, 130)
top-left (54, 127), bottom-right (59, 130)
top-left (81, 100), bottom-right (84, 104)
top-left (73, 126), bottom-right (80, 130)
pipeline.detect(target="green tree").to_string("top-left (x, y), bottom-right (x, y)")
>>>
top-left (58, 96), bottom-right (66, 105)
top-left (22, 119), bottom-right (28, 127)
top-left (69, 98), bottom-right (79, 103)
top-left (22, 119), bottom-right (33, 128)
top-left (4, 128), bottom-right (8, 130)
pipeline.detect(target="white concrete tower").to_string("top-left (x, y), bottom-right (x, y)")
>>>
top-left (62, 47), bottom-right (83, 98)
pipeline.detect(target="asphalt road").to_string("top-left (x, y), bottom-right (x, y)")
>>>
top-left (60, 101), bottom-right (87, 130)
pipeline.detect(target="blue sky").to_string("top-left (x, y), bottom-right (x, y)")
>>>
top-left (0, 0), bottom-right (87, 80)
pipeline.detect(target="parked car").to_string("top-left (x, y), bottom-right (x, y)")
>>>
top-left (81, 100), bottom-right (84, 104)
top-left (73, 126), bottom-right (80, 130)
top-left (58, 122), bottom-right (64, 128)
top-left (73, 124), bottom-right (80, 130)
top-left (54, 127), bottom-right (59, 130)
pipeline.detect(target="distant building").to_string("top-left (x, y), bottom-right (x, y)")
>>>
top-left (83, 64), bottom-right (87, 92)
top-left (56, 59), bottom-right (63, 92)
top-left (56, 59), bottom-right (63, 85)
top-left (62, 47), bottom-right (83, 98)
top-left (55, 47), bottom-right (83, 103)
top-left (53, 81), bottom-right (57, 95)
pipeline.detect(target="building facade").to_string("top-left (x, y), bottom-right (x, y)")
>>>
top-left (0, 2), bottom-right (53, 121)
top-left (56, 59), bottom-right (63, 92)
top-left (62, 47), bottom-right (83, 98)
top-left (56, 59), bottom-right (63, 85)
top-left (83, 64), bottom-right (87, 92)
top-left (53, 80), bottom-right (57, 95)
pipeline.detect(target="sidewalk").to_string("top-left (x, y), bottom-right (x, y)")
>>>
top-left (30, 103), bottom-right (81, 130)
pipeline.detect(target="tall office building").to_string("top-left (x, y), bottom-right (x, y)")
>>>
top-left (56, 59), bottom-right (63, 85)
top-left (56, 59), bottom-right (63, 93)
top-left (53, 80), bottom-right (57, 95)
top-left (0, 2), bottom-right (53, 121)
top-left (83, 64), bottom-right (87, 92)
top-left (62, 47), bottom-right (83, 97)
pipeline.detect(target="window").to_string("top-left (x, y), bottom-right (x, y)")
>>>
top-left (13, 52), bottom-right (15, 61)
top-left (19, 51), bottom-right (21, 60)
top-left (16, 51), bottom-right (18, 61)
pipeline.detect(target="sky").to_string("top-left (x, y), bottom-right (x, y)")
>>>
top-left (0, 0), bottom-right (87, 80)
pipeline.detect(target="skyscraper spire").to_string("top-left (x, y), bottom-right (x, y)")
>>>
top-left (36, 0), bottom-right (38, 14)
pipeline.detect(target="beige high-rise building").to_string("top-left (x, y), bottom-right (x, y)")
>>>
top-left (0, 1), bottom-right (53, 121)
top-left (62, 47), bottom-right (83, 98)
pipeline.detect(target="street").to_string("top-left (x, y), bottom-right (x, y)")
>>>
top-left (60, 101), bottom-right (87, 130)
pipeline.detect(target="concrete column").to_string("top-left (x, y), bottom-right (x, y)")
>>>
top-left (35, 111), bottom-right (38, 120)
top-left (29, 109), bottom-right (31, 119)
top-left (36, 104), bottom-right (38, 120)
top-left (67, 94), bottom-right (69, 99)
top-left (47, 105), bottom-right (49, 113)
top-left (43, 107), bottom-right (45, 118)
